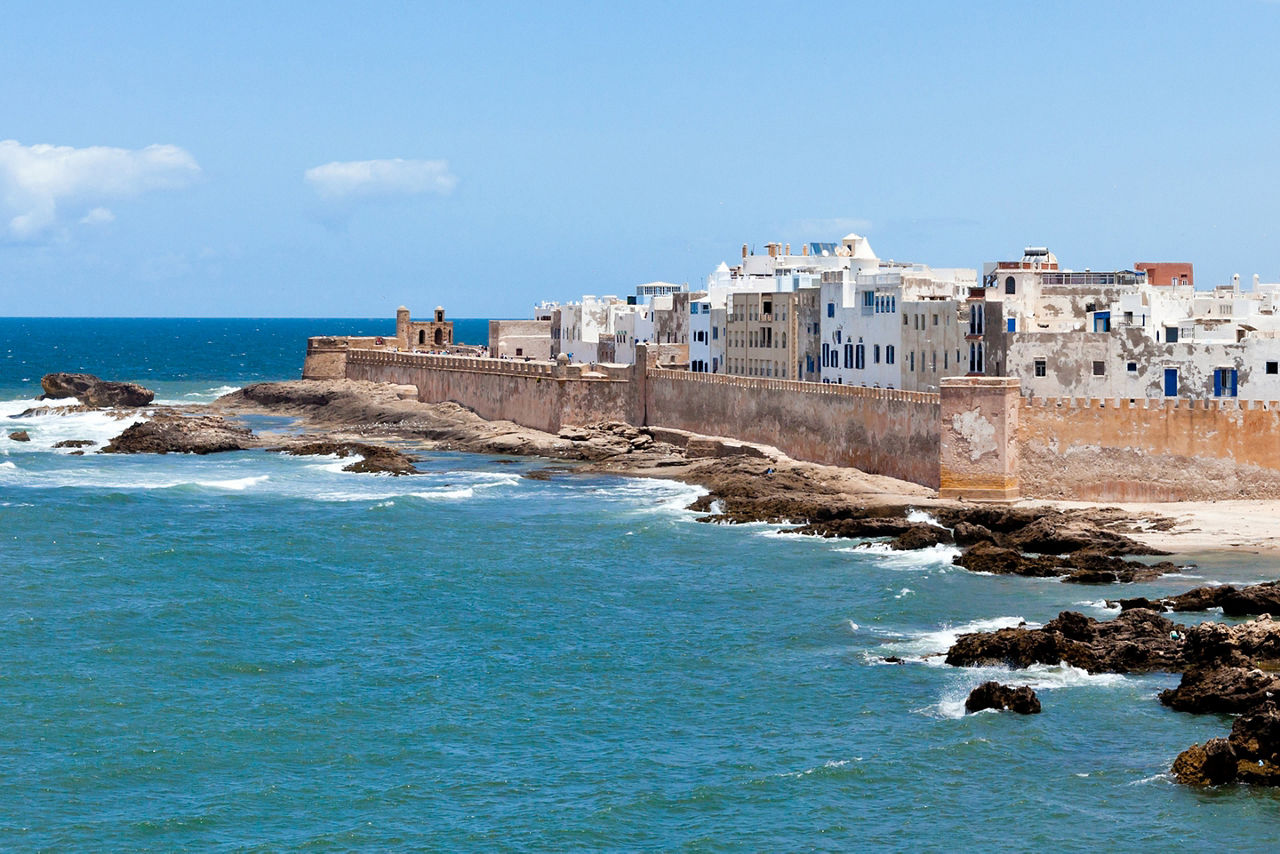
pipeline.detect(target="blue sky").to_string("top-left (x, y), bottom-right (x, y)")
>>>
top-left (3, 1), bottom-right (1280, 317)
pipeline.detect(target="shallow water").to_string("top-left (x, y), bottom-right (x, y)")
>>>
top-left (2, 319), bottom-right (1279, 849)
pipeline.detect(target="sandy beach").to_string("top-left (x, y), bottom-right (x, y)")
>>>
top-left (1039, 499), bottom-right (1280, 557)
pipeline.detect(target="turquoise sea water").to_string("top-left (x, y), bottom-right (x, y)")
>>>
top-left (2, 318), bottom-right (1280, 850)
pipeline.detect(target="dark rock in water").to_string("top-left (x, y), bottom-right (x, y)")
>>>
top-left (1155, 582), bottom-right (1280, 617)
top-left (1107, 596), bottom-right (1158, 612)
top-left (40, 372), bottom-right (154, 407)
top-left (1159, 666), bottom-right (1280, 714)
top-left (1173, 702), bottom-right (1280, 786)
top-left (787, 516), bottom-right (917, 539)
top-left (7, 430), bottom-right (30, 442)
top-left (953, 542), bottom-right (1178, 584)
top-left (964, 681), bottom-right (1042, 714)
top-left (273, 441), bottom-right (418, 475)
top-left (1220, 583), bottom-right (1280, 618)
top-left (1161, 586), bottom-right (1228, 612)
top-left (945, 608), bottom-right (1187, 674)
top-left (953, 542), bottom-right (1060, 577)
top-left (81, 380), bottom-right (154, 408)
top-left (52, 439), bottom-right (95, 448)
top-left (1172, 737), bottom-right (1241, 786)
top-left (1060, 553), bottom-right (1178, 585)
top-left (41, 372), bottom-right (98, 400)
top-left (882, 656), bottom-right (905, 664)
top-left (888, 523), bottom-right (954, 551)
top-left (952, 521), bottom-right (996, 546)
top-left (102, 415), bottom-right (255, 455)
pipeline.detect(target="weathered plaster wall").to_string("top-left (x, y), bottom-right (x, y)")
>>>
top-left (1019, 396), bottom-right (1280, 500)
top-left (644, 369), bottom-right (941, 486)
top-left (344, 351), bottom-right (638, 434)
top-left (488, 320), bottom-right (552, 360)
top-left (939, 377), bottom-right (1020, 500)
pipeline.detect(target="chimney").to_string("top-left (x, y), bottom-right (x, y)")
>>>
top-left (742, 243), bottom-right (748, 259)
top-left (785, 243), bottom-right (790, 256)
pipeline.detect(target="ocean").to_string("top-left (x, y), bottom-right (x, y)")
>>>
top-left (2, 318), bottom-right (1279, 850)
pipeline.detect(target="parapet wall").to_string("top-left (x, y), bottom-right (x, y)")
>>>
top-left (1019, 395), bottom-right (1280, 501)
top-left (645, 370), bottom-right (942, 487)
top-left (344, 350), bottom-right (639, 434)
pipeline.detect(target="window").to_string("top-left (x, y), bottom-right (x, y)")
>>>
top-left (855, 343), bottom-right (865, 370)
top-left (712, 326), bottom-right (718, 340)
top-left (1268, 361), bottom-right (1279, 375)
top-left (903, 313), bottom-right (909, 326)
top-left (1094, 312), bottom-right (1111, 333)
top-left (1165, 326), bottom-right (1179, 344)
top-left (844, 343), bottom-right (854, 369)
top-left (836, 330), bottom-right (842, 344)
top-left (1007, 317), bottom-right (1016, 333)
top-left (822, 343), bottom-right (830, 366)
top-left (886, 345), bottom-right (895, 365)
top-left (932, 314), bottom-right (938, 326)
top-left (1034, 359), bottom-right (1046, 377)
top-left (762, 300), bottom-right (772, 316)
top-left (1215, 367), bottom-right (1239, 398)
top-left (873, 344), bottom-right (881, 364)
top-left (1127, 361), bottom-right (1137, 372)
top-left (1005, 276), bottom-right (1016, 295)
top-left (969, 304), bottom-right (985, 335)
top-left (862, 291), bottom-right (875, 309)
top-left (1092, 361), bottom-right (1106, 376)
top-left (827, 303), bottom-right (835, 318)
top-left (909, 351), bottom-right (915, 371)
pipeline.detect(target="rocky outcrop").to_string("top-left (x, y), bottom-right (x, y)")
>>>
top-left (953, 542), bottom-right (1178, 583)
top-left (101, 415), bottom-right (255, 455)
top-left (1159, 666), bottom-right (1280, 714)
top-left (964, 681), bottom-right (1042, 714)
top-left (52, 439), bottom-right (95, 449)
top-left (1173, 702), bottom-right (1280, 786)
top-left (272, 441), bottom-right (419, 475)
top-left (41, 372), bottom-right (154, 407)
top-left (945, 609), bottom-right (1187, 674)
top-left (889, 524), bottom-right (954, 551)
top-left (8, 430), bottom-right (30, 442)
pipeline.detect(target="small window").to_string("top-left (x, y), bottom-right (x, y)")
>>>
top-left (887, 345), bottom-right (895, 365)
top-left (827, 303), bottom-right (835, 318)
top-left (932, 314), bottom-right (938, 326)
top-left (1268, 361), bottom-right (1279, 375)
top-left (1034, 359), bottom-right (1046, 377)
top-left (1127, 361), bottom-right (1137, 372)
top-left (1005, 276), bottom-right (1016, 295)
top-left (1092, 361), bottom-right (1106, 376)
top-left (1007, 318), bottom-right (1016, 333)
top-left (862, 291), bottom-right (874, 308)
top-left (1165, 326), bottom-right (1180, 344)
top-left (873, 344), bottom-right (881, 364)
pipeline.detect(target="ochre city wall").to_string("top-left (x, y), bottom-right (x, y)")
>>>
top-left (1019, 396), bottom-right (1280, 501)
top-left (644, 370), bottom-right (942, 487)
top-left (328, 341), bottom-right (1280, 500)
top-left (344, 350), bottom-right (639, 434)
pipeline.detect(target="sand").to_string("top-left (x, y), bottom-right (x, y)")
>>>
top-left (1038, 499), bottom-right (1280, 557)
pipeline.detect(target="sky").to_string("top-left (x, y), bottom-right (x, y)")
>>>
top-left (3, 0), bottom-right (1280, 317)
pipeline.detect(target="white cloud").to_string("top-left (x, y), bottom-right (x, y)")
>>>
top-left (304, 158), bottom-right (457, 200)
top-left (80, 207), bottom-right (115, 226)
top-left (0, 139), bottom-right (201, 240)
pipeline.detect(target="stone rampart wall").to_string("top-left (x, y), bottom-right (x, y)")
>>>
top-left (344, 350), bottom-right (638, 434)
top-left (644, 370), bottom-right (942, 487)
top-left (1019, 395), bottom-right (1280, 500)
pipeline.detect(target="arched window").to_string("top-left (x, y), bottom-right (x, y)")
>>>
top-left (434, 328), bottom-right (443, 346)
top-left (418, 330), bottom-right (425, 345)
top-left (1005, 276), bottom-right (1016, 295)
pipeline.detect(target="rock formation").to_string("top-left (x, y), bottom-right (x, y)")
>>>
top-left (41, 372), bottom-right (155, 407)
top-left (964, 681), bottom-right (1042, 714)
top-left (102, 415), bottom-right (255, 454)
top-left (8, 430), bottom-right (30, 442)
top-left (271, 441), bottom-right (419, 475)
top-left (1173, 702), bottom-right (1280, 786)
